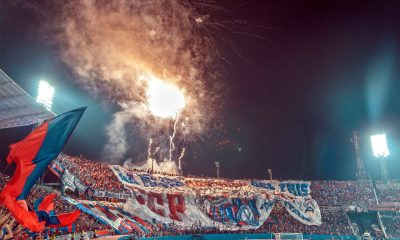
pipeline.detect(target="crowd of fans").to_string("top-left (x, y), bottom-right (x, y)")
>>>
top-left (381, 215), bottom-right (400, 238)
top-left (57, 154), bottom-right (128, 194)
top-left (0, 171), bottom-right (114, 239)
top-left (310, 180), bottom-right (376, 206)
top-left (377, 188), bottom-right (400, 203)
top-left (185, 178), bottom-right (248, 188)
top-left (258, 205), bottom-right (353, 236)
top-left (0, 207), bottom-right (25, 239)
top-left (136, 206), bottom-right (353, 238)
top-left (55, 155), bottom-right (382, 205)
top-left (129, 167), bottom-right (181, 177)
top-left (375, 182), bottom-right (400, 203)
top-left (27, 187), bottom-right (108, 234)
top-left (3, 155), bottom-right (400, 239)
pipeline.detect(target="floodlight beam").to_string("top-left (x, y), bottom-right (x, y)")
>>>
top-left (370, 134), bottom-right (390, 158)
top-left (370, 133), bottom-right (390, 182)
top-left (36, 80), bottom-right (54, 111)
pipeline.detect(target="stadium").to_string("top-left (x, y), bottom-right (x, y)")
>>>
top-left (1, 1), bottom-right (400, 239)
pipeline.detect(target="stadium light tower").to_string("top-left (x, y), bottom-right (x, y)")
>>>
top-left (351, 131), bottom-right (368, 180)
top-left (268, 168), bottom-right (273, 180)
top-left (36, 80), bottom-right (54, 111)
top-left (214, 161), bottom-right (220, 178)
top-left (370, 133), bottom-right (390, 182)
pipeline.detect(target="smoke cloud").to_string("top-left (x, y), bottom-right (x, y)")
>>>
top-left (50, 0), bottom-right (220, 166)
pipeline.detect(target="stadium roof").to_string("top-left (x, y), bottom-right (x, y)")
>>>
top-left (0, 69), bottom-right (55, 129)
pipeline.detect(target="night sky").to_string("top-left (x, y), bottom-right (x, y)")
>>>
top-left (1, 0), bottom-right (400, 180)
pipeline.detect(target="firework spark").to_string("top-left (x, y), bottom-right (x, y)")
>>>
top-left (41, 0), bottom-right (267, 172)
top-left (178, 148), bottom-right (186, 173)
top-left (45, 0), bottom-right (224, 172)
top-left (169, 112), bottom-right (181, 164)
top-left (147, 138), bottom-right (153, 168)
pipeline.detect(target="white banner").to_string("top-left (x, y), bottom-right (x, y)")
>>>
top-left (109, 165), bottom-right (321, 230)
top-left (94, 190), bottom-right (130, 200)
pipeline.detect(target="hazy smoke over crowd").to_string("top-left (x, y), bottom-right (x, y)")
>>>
top-left (51, 0), bottom-right (220, 168)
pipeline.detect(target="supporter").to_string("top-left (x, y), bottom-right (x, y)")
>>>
top-left (256, 205), bottom-right (353, 235)
top-left (0, 208), bottom-right (26, 240)
top-left (57, 154), bottom-right (129, 194)
top-left (381, 215), bottom-right (400, 238)
top-left (0, 177), bottom-right (106, 239)
top-left (0, 212), bottom-right (13, 240)
top-left (311, 180), bottom-right (376, 206)
top-left (0, 161), bottom-right (395, 239)
top-left (375, 183), bottom-right (400, 203)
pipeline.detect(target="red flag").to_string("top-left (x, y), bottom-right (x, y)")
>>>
top-left (0, 122), bottom-right (49, 232)
top-left (37, 193), bottom-right (56, 212)
top-left (0, 196), bottom-right (45, 232)
top-left (0, 108), bottom-right (85, 232)
top-left (35, 194), bottom-right (81, 228)
top-left (47, 210), bottom-right (81, 228)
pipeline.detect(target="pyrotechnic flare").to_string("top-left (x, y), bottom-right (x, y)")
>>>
top-left (146, 78), bottom-right (186, 119)
top-left (143, 76), bottom-right (186, 173)
top-left (147, 138), bottom-right (153, 168)
top-left (169, 112), bottom-right (182, 165)
top-left (178, 148), bottom-right (186, 173)
top-left (47, 0), bottom-right (235, 172)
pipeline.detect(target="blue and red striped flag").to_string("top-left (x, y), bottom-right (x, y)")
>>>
top-left (34, 193), bottom-right (80, 228)
top-left (0, 107), bottom-right (85, 232)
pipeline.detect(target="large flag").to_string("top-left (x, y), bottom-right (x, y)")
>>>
top-left (34, 194), bottom-right (80, 228)
top-left (0, 107), bottom-right (86, 232)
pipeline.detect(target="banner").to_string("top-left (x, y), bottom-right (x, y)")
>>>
top-left (49, 160), bottom-right (65, 178)
top-left (73, 177), bottom-right (87, 193)
top-left (64, 198), bottom-right (153, 235)
top-left (61, 169), bottom-right (88, 195)
top-left (110, 165), bottom-right (321, 230)
top-left (54, 160), bottom-right (126, 200)
top-left (62, 169), bottom-right (76, 192)
top-left (368, 203), bottom-right (399, 212)
top-left (94, 190), bottom-right (130, 200)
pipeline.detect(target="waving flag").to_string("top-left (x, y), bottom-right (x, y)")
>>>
top-left (34, 194), bottom-right (80, 228)
top-left (0, 107), bottom-right (86, 232)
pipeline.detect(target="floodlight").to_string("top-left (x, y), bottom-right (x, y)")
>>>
top-left (371, 134), bottom-right (389, 158)
top-left (36, 80), bottom-right (54, 111)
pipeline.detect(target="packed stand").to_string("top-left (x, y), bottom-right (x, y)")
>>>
top-left (57, 154), bottom-right (128, 194)
top-left (1, 160), bottom-right (396, 239)
top-left (375, 182), bottom-right (400, 203)
top-left (311, 180), bottom-right (376, 206)
top-left (381, 215), bottom-right (400, 238)
top-left (27, 186), bottom-right (108, 234)
top-left (0, 177), bottom-right (113, 239)
top-left (377, 188), bottom-right (400, 203)
top-left (136, 205), bottom-right (353, 238)
top-left (257, 205), bottom-right (353, 235)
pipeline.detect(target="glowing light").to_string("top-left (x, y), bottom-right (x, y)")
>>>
top-left (371, 134), bottom-right (390, 158)
top-left (36, 80), bottom-right (54, 111)
top-left (146, 78), bottom-right (185, 118)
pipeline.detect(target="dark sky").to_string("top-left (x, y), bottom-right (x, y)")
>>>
top-left (1, 0), bottom-right (400, 180)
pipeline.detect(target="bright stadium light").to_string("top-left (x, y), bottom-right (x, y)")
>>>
top-left (370, 134), bottom-right (390, 158)
top-left (371, 133), bottom-right (390, 182)
top-left (36, 80), bottom-right (54, 111)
